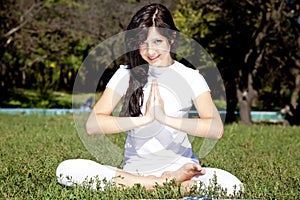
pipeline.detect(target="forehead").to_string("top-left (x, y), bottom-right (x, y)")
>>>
top-left (145, 27), bottom-right (166, 40)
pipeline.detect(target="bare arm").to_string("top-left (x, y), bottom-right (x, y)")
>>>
top-left (85, 87), bottom-right (154, 135)
top-left (163, 92), bottom-right (223, 139)
top-left (153, 81), bottom-right (223, 139)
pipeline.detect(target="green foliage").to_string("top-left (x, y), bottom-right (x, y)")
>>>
top-left (0, 114), bottom-right (299, 199)
top-left (0, 0), bottom-right (94, 101)
top-left (1, 0), bottom-right (299, 119)
top-left (1, 88), bottom-right (99, 108)
top-left (174, 1), bottom-right (219, 40)
top-left (173, 0), bottom-right (300, 122)
top-left (2, 89), bottom-right (72, 108)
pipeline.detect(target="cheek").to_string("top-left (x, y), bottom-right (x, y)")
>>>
top-left (139, 49), bottom-right (146, 58)
top-left (160, 43), bottom-right (171, 52)
top-left (157, 47), bottom-right (170, 55)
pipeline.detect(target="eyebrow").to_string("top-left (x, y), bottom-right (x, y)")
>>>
top-left (144, 36), bottom-right (165, 42)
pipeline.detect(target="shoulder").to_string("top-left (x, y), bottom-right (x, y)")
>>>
top-left (107, 64), bottom-right (130, 84)
top-left (173, 60), bottom-right (210, 92)
top-left (173, 61), bottom-right (202, 77)
top-left (112, 64), bottom-right (130, 78)
top-left (106, 64), bottom-right (130, 96)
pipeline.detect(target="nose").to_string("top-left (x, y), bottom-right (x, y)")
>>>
top-left (147, 46), bottom-right (157, 56)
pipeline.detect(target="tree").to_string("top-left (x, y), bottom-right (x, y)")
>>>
top-left (1, 0), bottom-right (177, 107)
top-left (174, 0), bottom-right (300, 124)
top-left (0, 0), bottom-right (91, 103)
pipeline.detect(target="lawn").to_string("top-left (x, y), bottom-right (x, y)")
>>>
top-left (0, 113), bottom-right (299, 199)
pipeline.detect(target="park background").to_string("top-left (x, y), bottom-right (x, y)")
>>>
top-left (1, 0), bottom-right (299, 199)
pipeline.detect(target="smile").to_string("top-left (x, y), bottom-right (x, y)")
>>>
top-left (148, 55), bottom-right (160, 61)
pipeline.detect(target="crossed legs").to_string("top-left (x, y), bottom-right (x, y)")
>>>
top-left (56, 159), bottom-right (205, 191)
top-left (114, 162), bottom-right (205, 191)
top-left (56, 159), bottom-right (242, 195)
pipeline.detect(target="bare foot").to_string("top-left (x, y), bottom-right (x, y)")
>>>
top-left (161, 163), bottom-right (205, 182)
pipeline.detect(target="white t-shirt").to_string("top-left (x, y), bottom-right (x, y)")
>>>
top-left (106, 60), bottom-right (210, 176)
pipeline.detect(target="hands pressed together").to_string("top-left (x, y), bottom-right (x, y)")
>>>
top-left (144, 80), bottom-right (167, 124)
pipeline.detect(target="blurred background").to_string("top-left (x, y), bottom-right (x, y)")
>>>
top-left (1, 0), bottom-right (299, 125)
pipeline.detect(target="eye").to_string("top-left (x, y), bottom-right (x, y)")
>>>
top-left (155, 39), bottom-right (163, 44)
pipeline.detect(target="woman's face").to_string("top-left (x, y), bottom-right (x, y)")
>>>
top-left (139, 27), bottom-right (173, 67)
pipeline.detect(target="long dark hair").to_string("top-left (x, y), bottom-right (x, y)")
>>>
top-left (120, 3), bottom-right (179, 117)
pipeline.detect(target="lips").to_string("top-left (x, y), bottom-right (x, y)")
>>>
top-left (148, 55), bottom-right (160, 61)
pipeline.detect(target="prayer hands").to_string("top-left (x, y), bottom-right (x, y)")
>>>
top-left (145, 80), bottom-right (166, 124)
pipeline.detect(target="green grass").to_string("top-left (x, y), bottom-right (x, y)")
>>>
top-left (0, 114), bottom-right (299, 199)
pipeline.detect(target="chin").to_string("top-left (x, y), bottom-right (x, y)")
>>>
top-left (149, 62), bottom-right (160, 66)
top-left (149, 59), bottom-right (167, 66)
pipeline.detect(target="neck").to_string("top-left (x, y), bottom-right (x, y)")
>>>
top-left (151, 58), bottom-right (174, 68)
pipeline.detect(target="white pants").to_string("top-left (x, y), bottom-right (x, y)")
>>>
top-left (56, 159), bottom-right (117, 191)
top-left (191, 167), bottom-right (243, 196)
top-left (56, 159), bottom-right (243, 195)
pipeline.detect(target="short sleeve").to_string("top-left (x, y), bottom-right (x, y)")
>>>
top-left (190, 70), bottom-right (211, 99)
top-left (106, 65), bottom-right (130, 96)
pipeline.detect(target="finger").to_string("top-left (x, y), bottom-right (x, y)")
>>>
top-left (154, 80), bottom-right (163, 104)
top-left (153, 80), bottom-right (158, 96)
top-left (148, 80), bottom-right (153, 98)
top-left (146, 82), bottom-right (152, 104)
top-left (152, 80), bottom-right (158, 102)
top-left (151, 80), bottom-right (156, 102)
top-left (148, 80), bottom-right (154, 98)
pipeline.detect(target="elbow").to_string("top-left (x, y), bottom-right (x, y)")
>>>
top-left (215, 125), bottom-right (224, 140)
top-left (212, 115), bottom-right (224, 140)
top-left (85, 125), bottom-right (94, 135)
top-left (85, 110), bottom-right (106, 135)
top-left (205, 122), bottom-right (224, 140)
top-left (85, 121), bottom-right (95, 135)
top-left (85, 116), bottom-right (103, 135)
top-left (85, 122), bottom-right (104, 135)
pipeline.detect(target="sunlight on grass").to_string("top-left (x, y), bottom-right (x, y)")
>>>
top-left (0, 114), bottom-right (299, 199)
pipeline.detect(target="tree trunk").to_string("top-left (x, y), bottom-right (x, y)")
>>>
top-left (237, 87), bottom-right (257, 124)
top-left (291, 73), bottom-right (300, 109)
top-left (237, 68), bottom-right (259, 124)
top-left (237, 89), bottom-right (252, 124)
top-left (290, 57), bottom-right (300, 109)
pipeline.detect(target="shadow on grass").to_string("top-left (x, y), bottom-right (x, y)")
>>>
top-left (1, 88), bottom-right (72, 108)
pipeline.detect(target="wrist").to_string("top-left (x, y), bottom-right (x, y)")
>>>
top-left (156, 113), bottom-right (170, 125)
top-left (140, 114), bottom-right (154, 125)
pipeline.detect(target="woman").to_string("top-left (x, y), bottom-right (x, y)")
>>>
top-left (56, 3), bottom-right (242, 195)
